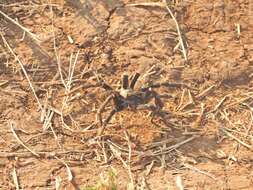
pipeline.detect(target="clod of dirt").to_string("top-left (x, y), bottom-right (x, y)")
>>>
top-left (0, 56), bottom-right (7, 75)
top-left (108, 7), bottom-right (145, 40)
top-left (227, 175), bottom-right (251, 190)
top-left (0, 91), bottom-right (27, 117)
top-left (185, 1), bottom-right (233, 33)
top-left (209, 61), bottom-right (252, 84)
top-left (182, 67), bottom-right (208, 83)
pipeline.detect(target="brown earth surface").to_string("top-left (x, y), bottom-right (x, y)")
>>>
top-left (0, 0), bottom-right (253, 189)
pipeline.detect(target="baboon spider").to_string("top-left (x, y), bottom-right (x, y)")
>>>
top-left (96, 72), bottom-right (187, 135)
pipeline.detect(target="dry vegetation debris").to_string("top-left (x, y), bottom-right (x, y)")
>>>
top-left (0, 0), bottom-right (253, 189)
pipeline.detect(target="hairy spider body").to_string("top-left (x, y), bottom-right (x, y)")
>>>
top-left (113, 88), bottom-right (160, 110)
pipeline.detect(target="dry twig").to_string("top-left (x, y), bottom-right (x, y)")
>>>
top-left (196, 85), bottom-right (216, 100)
top-left (12, 167), bottom-right (20, 190)
top-left (0, 150), bottom-right (93, 158)
top-left (209, 95), bottom-right (230, 114)
top-left (54, 156), bottom-right (73, 182)
top-left (184, 163), bottom-right (217, 180)
top-left (124, 131), bottom-right (135, 188)
top-left (163, 0), bottom-right (188, 60)
top-left (0, 10), bottom-right (41, 43)
top-left (220, 127), bottom-right (252, 149)
top-left (109, 132), bottom-right (135, 189)
top-left (151, 136), bottom-right (197, 156)
top-left (175, 175), bottom-right (184, 190)
top-left (126, 2), bottom-right (165, 7)
top-left (1, 33), bottom-right (42, 110)
top-left (9, 121), bottom-right (40, 157)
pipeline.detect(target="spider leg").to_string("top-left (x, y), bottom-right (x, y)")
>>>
top-left (136, 103), bottom-right (157, 111)
top-left (97, 109), bottom-right (117, 136)
top-left (130, 72), bottom-right (140, 89)
top-left (136, 99), bottom-right (172, 127)
top-left (135, 103), bottom-right (162, 124)
top-left (149, 91), bottom-right (175, 127)
top-left (150, 110), bottom-right (170, 128)
top-left (97, 94), bottom-right (114, 126)
top-left (101, 82), bottom-right (114, 91)
top-left (151, 90), bottom-right (164, 108)
top-left (149, 82), bottom-right (191, 90)
top-left (137, 104), bottom-right (171, 127)
top-left (95, 74), bottom-right (114, 91)
top-left (148, 82), bottom-right (177, 88)
top-left (122, 73), bottom-right (129, 89)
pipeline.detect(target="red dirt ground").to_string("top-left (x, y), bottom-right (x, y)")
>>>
top-left (0, 0), bottom-right (253, 189)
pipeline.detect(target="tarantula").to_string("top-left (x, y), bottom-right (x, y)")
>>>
top-left (96, 72), bottom-right (186, 135)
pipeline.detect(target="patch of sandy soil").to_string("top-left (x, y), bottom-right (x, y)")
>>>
top-left (0, 0), bottom-right (253, 189)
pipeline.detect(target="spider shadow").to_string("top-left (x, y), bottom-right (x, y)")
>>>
top-left (109, 114), bottom-right (224, 170)
top-left (135, 123), bottom-right (224, 168)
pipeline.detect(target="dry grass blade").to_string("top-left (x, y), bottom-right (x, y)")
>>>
top-left (140, 176), bottom-right (152, 190)
top-left (0, 2), bottom-right (60, 8)
top-left (109, 141), bottom-right (135, 189)
top-left (54, 156), bottom-right (73, 182)
top-left (67, 50), bottom-right (80, 90)
top-left (42, 109), bottom-right (54, 131)
top-left (106, 139), bottom-right (143, 156)
top-left (41, 93), bottom-right (61, 147)
top-left (145, 160), bottom-right (155, 176)
top-left (195, 103), bottom-right (205, 125)
top-left (146, 138), bottom-right (174, 149)
top-left (96, 140), bottom-right (108, 163)
top-left (209, 95), bottom-right (230, 114)
top-left (9, 121), bottom-right (40, 157)
top-left (109, 145), bottom-right (126, 167)
top-left (176, 88), bottom-right (186, 111)
top-left (196, 85), bottom-right (216, 100)
top-left (220, 127), bottom-right (252, 149)
top-left (124, 131), bottom-right (135, 188)
top-left (183, 163), bottom-right (218, 181)
top-left (126, 2), bottom-right (165, 7)
top-left (55, 50), bottom-right (80, 131)
top-left (125, 1), bottom-right (187, 60)
top-left (56, 54), bottom-right (67, 89)
top-left (12, 166), bottom-right (20, 190)
top-left (179, 89), bottom-right (195, 111)
top-left (55, 176), bottom-right (62, 190)
top-left (0, 150), bottom-right (92, 158)
top-left (160, 142), bottom-right (168, 170)
top-left (50, 123), bottom-right (62, 149)
top-left (175, 175), bottom-right (184, 190)
top-left (236, 23), bottom-right (241, 39)
top-left (151, 136), bottom-right (197, 156)
top-left (1, 33), bottom-right (42, 110)
top-left (0, 80), bottom-right (9, 87)
top-left (163, 0), bottom-right (188, 61)
top-left (0, 10), bottom-right (41, 43)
